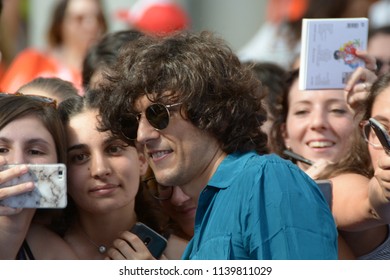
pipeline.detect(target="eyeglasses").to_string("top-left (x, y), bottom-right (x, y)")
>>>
top-left (376, 58), bottom-right (390, 73)
top-left (120, 102), bottom-right (182, 140)
top-left (0, 92), bottom-right (57, 108)
top-left (361, 119), bottom-right (390, 148)
top-left (143, 176), bottom-right (173, 200)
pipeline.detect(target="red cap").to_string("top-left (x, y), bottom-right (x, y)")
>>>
top-left (115, 0), bottom-right (189, 35)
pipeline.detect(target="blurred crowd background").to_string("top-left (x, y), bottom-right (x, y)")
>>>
top-left (0, 0), bottom-right (266, 70)
top-left (1, 0), bottom-right (389, 84)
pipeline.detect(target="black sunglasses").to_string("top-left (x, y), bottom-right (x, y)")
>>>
top-left (120, 102), bottom-right (182, 140)
top-left (0, 92), bottom-right (57, 108)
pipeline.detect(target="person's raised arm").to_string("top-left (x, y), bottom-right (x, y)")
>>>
top-left (0, 164), bottom-right (36, 259)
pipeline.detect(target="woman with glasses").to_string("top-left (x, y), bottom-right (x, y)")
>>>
top-left (312, 73), bottom-right (390, 259)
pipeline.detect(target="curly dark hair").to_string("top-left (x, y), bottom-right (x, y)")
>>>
top-left (98, 31), bottom-right (268, 155)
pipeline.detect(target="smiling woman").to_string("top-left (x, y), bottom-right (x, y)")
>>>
top-left (268, 69), bottom-right (359, 259)
top-left (270, 69), bottom-right (356, 173)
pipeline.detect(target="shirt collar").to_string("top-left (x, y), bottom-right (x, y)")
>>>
top-left (207, 151), bottom-right (256, 189)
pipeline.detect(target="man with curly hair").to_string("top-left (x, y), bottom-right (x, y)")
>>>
top-left (97, 31), bottom-right (338, 260)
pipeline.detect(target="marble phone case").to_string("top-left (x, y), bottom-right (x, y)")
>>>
top-left (0, 164), bottom-right (67, 208)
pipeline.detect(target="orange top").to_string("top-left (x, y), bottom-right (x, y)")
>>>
top-left (266, 0), bottom-right (308, 23)
top-left (0, 48), bottom-right (81, 93)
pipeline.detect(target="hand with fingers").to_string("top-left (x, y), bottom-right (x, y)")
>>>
top-left (106, 231), bottom-right (157, 260)
top-left (344, 50), bottom-right (378, 109)
top-left (0, 163), bottom-right (34, 216)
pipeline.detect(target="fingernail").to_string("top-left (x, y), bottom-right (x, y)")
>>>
top-left (19, 165), bottom-right (29, 173)
top-left (25, 182), bottom-right (34, 191)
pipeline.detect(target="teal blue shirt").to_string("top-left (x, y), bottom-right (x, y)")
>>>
top-left (182, 152), bottom-right (338, 260)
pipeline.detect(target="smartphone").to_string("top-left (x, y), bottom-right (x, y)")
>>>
top-left (368, 117), bottom-right (390, 155)
top-left (315, 179), bottom-right (332, 208)
top-left (130, 222), bottom-right (167, 259)
top-left (0, 164), bottom-right (67, 208)
top-left (283, 149), bottom-right (314, 166)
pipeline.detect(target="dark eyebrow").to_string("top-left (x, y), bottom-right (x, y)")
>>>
top-left (67, 134), bottom-right (129, 153)
top-left (67, 144), bottom-right (87, 153)
top-left (0, 137), bottom-right (11, 144)
top-left (67, 136), bottom-right (125, 152)
top-left (27, 138), bottom-right (52, 146)
top-left (103, 135), bottom-right (121, 144)
top-left (0, 137), bottom-right (51, 146)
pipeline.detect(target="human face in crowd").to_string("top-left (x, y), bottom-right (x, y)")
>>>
top-left (160, 186), bottom-right (196, 238)
top-left (0, 115), bottom-right (57, 164)
top-left (66, 109), bottom-right (147, 213)
top-left (367, 86), bottom-right (390, 170)
top-left (135, 95), bottom-right (224, 201)
top-left (63, 0), bottom-right (104, 52)
top-left (368, 33), bottom-right (390, 76)
top-left (283, 79), bottom-right (355, 170)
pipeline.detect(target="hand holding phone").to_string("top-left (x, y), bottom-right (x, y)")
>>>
top-left (0, 164), bottom-right (67, 208)
top-left (368, 118), bottom-right (390, 155)
top-left (130, 222), bottom-right (167, 259)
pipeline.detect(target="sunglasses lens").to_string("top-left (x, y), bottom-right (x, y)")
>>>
top-left (120, 114), bottom-right (139, 140)
top-left (145, 104), bottom-right (170, 130)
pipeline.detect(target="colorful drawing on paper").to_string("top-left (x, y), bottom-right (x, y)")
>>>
top-left (333, 40), bottom-right (362, 69)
